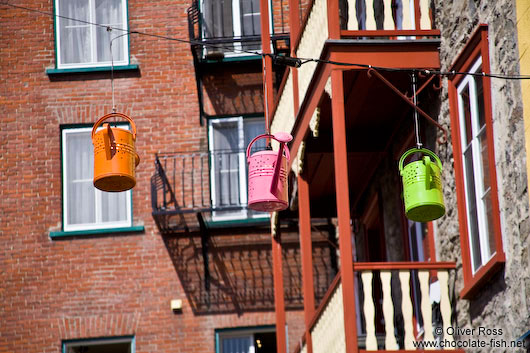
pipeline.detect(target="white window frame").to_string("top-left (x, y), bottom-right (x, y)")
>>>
top-left (200, 0), bottom-right (273, 57)
top-left (55, 0), bottom-right (129, 69)
top-left (456, 56), bottom-right (494, 274)
top-left (208, 117), bottom-right (248, 220)
top-left (62, 126), bottom-right (132, 232)
top-left (208, 116), bottom-right (270, 221)
top-left (216, 326), bottom-right (276, 353)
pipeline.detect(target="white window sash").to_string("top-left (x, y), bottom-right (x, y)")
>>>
top-left (208, 117), bottom-right (247, 220)
top-left (456, 56), bottom-right (494, 274)
top-left (62, 126), bottom-right (132, 231)
top-left (56, 0), bottom-right (129, 69)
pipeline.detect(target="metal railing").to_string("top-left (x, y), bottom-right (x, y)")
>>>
top-left (152, 150), bottom-right (253, 215)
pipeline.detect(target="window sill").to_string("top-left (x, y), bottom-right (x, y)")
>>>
top-left (50, 225), bottom-right (145, 239)
top-left (205, 217), bottom-right (270, 229)
top-left (46, 64), bottom-right (139, 75)
top-left (460, 252), bottom-right (505, 299)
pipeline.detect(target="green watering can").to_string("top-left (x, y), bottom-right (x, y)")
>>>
top-left (399, 148), bottom-right (445, 222)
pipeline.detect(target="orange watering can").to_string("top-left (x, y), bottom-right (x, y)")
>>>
top-left (92, 112), bottom-right (140, 192)
top-left (247, 132), bottom-right (292, 212)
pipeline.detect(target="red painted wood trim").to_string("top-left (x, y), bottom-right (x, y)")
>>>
top-left (298, 173), bottom-right (315, 353)
top-left (327, 0), bottom-right (340, 39)
top-left (289, 0), bottom-right (301, 114)
top-left (447, 24), bottom-right (506, 299)
top-left (414, 0), bottom-right (421, 30)
top-left (340, 29), bottom-right (441, 38)
top-left (308, 271), bottom-right (342, 331)
top-left (260, 0), bottom-right (274, 131)
top-left (292, 0), bottom-right (316, 53)
top-left (330, 69), bottom-right (359, 353)
top-left (352, 261), bottom-right (457, 271)
top-left (272, 229), bottom-right (287, 353)
top-left (288, 64), bottom-right (332, 169)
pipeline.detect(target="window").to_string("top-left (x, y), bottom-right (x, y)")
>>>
top-left (201, 0), bottom-right (262, 55)
top-left (215, 326), bottom-right (276, 353)
top-left (63, 336), bottom-right (134, 353)
top-left (448, 25), bottom-right (504, 299)
top-left (55, 0), bottom-right (129, 69)
top-left (208, 116), bottom-right (267, 220)
top-left (62, 125), bottom-right (132, 232)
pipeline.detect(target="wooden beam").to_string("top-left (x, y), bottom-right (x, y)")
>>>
top-left (298, 173), bottom-right (315, 353)
top-left (272, 221), bottom-right (287, 353)
top-left (330, 68), bottom-right (359, 353)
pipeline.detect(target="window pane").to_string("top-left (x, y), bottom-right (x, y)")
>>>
top-left (101, 190), bottom-right (128, 222)
top-left (464, 148), bottom-right (482, 272)
top-left (212, 121), bottom-right (240, 206)
top-left (66, 131), bottom-right (95, 225)
top-left (243, 118), bottom-right (266, 154)
top-left (222, 336), bottom-right (252, 353)
top-left (59, 0), bottom-right (91, 64)
top-left (203, 0), bottom-right (234, 38)
top-left (475, 66), bottom-right (486, 128)
top-left (240, 0), bottom-right (261, 36)
top-left (482, 189), bottom-right (495, 260)
top-left (478, 128), bottom-right (491, 193)
top-left (459, 83), bottom-right (473, 147)
top-left (96, 0), bottom-right (125, 62)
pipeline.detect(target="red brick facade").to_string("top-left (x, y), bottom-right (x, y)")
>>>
top-left (0, 1), bottom-right (312, 352)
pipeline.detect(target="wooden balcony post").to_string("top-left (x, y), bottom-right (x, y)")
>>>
top-left (298, 173), bottom-right (315, 353)
top-left (272, 218), bottom-right (288, 353)
top-left (327, 0), bottom-right (341, 39)
top-left (289, 0), bottom-right (301, 112)
top-left (330, 68), bottom-right (359, 353)
top-left (260, 0), bottom-right (274, 131)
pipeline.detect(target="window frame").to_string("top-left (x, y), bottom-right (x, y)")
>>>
top-left (207, 116), bottom-right (269, 222)
top-left (62, 335), bottom-right (135, 353)
top-left (61, 124), bottom-right (133, 233)
top-left (447, 24), bottom-right (505, 299)
top-left (54, 0), bottom-right (130, 70)
top-left (214, 325), bottom-right (276, 353)
top-left (199, 0), bottom-right (273, 58)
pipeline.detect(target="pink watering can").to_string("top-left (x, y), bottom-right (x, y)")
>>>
top-left (247, 132), bottom-right (293, 212)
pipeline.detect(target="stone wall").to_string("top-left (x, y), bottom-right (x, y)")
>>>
top-left (433, 0), bottom-right (530, 348)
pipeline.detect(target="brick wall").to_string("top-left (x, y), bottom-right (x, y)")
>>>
top-left (0, 0), bottom-right (311, 352)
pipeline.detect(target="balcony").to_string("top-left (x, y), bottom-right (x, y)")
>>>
top-left (151, 150), bottom-right (271, 233)
top-left (295, 262), bottom-right (462, 353)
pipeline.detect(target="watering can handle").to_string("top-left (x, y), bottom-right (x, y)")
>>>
top-left (398, 148), bottom-right (442, 174)
top-left (245, 134), bottom-right (291, 161)
top-left (91, 112), bottom-right (137, 141)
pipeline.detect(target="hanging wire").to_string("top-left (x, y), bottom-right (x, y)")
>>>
top-left (4, 1), bottom-right (530, 80)
top-left (411, 72), bottom-right (422, 150)
top-left (108, 30), bottom-right (130, 113)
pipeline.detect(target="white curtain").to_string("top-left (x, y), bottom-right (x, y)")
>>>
top-left (96, 0), bottom-right (124, 62)
top-left (59, 0), bottom-right (91, 65)
top-left (222, 336), bottom-right (253, 353)
top-left (212, 120), bottom-right (240, 206)
top-left (58, 0), bottom-right (124, 65)
top-left (65, 128), bottom-right (128, 228)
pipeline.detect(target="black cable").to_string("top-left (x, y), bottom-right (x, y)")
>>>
top-left (3, 1), bottom-right (530, 80)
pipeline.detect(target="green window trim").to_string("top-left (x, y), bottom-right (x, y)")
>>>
top-left (46, 64), bottom-right (139, 75)
top-left (53, 0), bottom-right (132, 70)
top-left (50, 225), bottom-right (144, 239)
top-left (62, 335), bottom-right (135, 353)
